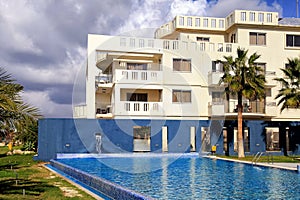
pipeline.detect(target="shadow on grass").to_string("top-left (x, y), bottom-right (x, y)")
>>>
top-left (0, 178), bottom-right (55, 196)
top-left (0, 153), bottom-right (7, 158)
top-left (0, 163), bottom-right (19, 171)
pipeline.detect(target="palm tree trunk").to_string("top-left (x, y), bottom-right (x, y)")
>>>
top-left (237, 93), bottom-right (245, 158)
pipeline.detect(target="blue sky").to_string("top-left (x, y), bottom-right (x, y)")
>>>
top-left (277, 0), bottom-right (299, 17)
top-left (0, 0), bottom-right (298, 118)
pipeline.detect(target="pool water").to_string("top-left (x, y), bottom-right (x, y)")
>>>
top-left (57, 156), bottom-right (300, 199)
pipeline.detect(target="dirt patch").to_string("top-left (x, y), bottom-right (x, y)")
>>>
top-left (60, 186), bottom-right (83, 197)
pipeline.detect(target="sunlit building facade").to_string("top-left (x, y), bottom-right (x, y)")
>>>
top-left (68, 9), bottom-right (300, 156)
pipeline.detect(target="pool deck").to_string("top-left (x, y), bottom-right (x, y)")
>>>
top-left (205, 156), bottom-right (300, 172)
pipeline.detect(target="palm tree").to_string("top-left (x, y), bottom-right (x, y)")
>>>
top-left (0, 67), bottom-right (41, 148)
top-left (220, 47), bottom-right (266, 158)
top-left (274, 57), bottom-right (300, 112)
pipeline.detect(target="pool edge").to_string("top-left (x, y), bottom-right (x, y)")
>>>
top-left (204, 156), bottom-right (299, 172)
top-left (43, 164), bottom-right (105, 199)
top-left (50, 159), bottom-right (155, 200)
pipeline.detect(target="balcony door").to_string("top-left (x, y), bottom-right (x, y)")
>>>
top-left (127, 93), bottom-right (148, 102)
top-left (133, 126), bottom-right (151, 152)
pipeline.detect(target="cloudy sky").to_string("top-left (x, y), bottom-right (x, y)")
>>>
top-left (0, 0), bottom-right (295, 118)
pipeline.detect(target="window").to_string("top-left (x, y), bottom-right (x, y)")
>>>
top-left (212, 92), bottom-right (223, 102)
top-left (230, 14), bottom-right (234, 23)
top-left (217, 43), bottom-right (223, 52)
top-left (267, 13), bottom-right (272, 22)
top-left (226, 44), bottom-right (232, 52)
top-left (258, 13), bottom-right (264, 22)
top-left (241, 12), bottom-right (246, 21)
top-left (127, 63), bottom-right (147, 70)
top-left (134, 126), bottom-right (150, 139)
top-left (195, 18), bottom-right (200, 27)
top-left (127, 93), bottom-right (148, 101)
top-left (219, 19), bottom-right (224, 28)
top-left (166, 24), bottom-right (169, 30)
top-left (133, 126), bottom-right (151, 152)
top-left (203, 18), bottom-right (208, 27)
top-left (120, 38), bottom-right (126, 46)
top-left (187, 17), bottom-right (192, 26)
top-left (265, 127), bottom-right (280, 151)
top-left (172, 90), bottom-right (191, 103)
top-left (250, 12), bottom-right (255, 21)
top-left (179, 17), bottom-right (184, 25)
top-left (130, 38), bottom-right (135, 47)
top-left (139, 39), bottom-right (144, 48)
top-left (265, 88), bottom-right (272, 97)
top-left (250, 32), bottom-right (266, 45)
top-left (286, 34), bottom-right (300, 47)
top-left (173, 58), bottom-right (191, 72)
top-left (148, 40), bottom-right (154, 48)
top-left (173, 41), bottom-right (179, 49)
top-left (234, 127), bottom-right (250, 152)
top-left (231, 33), bottom-right (236, 43)
top-left (212, 61), bottom-right (223, 72)
top-left (197, 37), bottom-right (210, 42)
top-left (254, 63), bottom-right (266, 74)
top-left (211, 19), bottom-right (216, 28)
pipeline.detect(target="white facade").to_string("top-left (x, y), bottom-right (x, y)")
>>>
top-left (74, 9), bottom-right (300, 121)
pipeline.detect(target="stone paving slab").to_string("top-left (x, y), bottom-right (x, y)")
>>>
top-left (205, 156), bottom-right (300, 172)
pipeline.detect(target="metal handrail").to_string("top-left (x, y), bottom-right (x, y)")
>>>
top-left (266, 153), bottom-right (274, 164)
top-left (252, 152), bottom-right (263, 165)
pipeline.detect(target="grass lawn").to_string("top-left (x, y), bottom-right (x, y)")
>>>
top-left (0, 146), bottom-right (95, 200)
top-left (218, 154), bottom-right (300, 163)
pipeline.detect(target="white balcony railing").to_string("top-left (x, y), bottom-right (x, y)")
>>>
top-left (208, 100), bottom-right (278, 117)
top-left (208, 102), bottom-right (225, 116)
top-left (115, 69), bottom-right (163, 84)
top-left (265, 71), bottom-right (277, 86)
top-left (116, 37), bottom-right (238, 54)
top-left (118, 102), bottom-right (163, 116)
top-left (73, 105), bottom-right (87, 118)
top-left (208, 71), bottom-right (224, 85)
top-left (265, 102), bottom-right (277, 116)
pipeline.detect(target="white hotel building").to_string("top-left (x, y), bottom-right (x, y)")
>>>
top-left (73, 10), bottom-right (300, 155)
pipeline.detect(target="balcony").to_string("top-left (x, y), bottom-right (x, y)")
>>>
top-left (95, 74), bottom-right (113, 88)
top-left (226, 100), bottom-right (265, 114)
top-left (208, 100), bottom-right (277, 118)
top-left (208, 70), bottom-right (223, 86)
top-left (96, 105), bottom-right (113, 118)
top-left (208, 102), bottom-right (225, 116)
top-left (117, 102), bottom-right (163, 116)
top-left (265, 71), bottom-right (277, 87)
top-left (73, 105), bottom-right (87, 118)
top-left (265, 102), bottom-right (277, 116)
top-left (114, 69), bottom-right (163, 84)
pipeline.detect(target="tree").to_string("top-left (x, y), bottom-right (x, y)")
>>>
top-left (0, 67), bottom-right (41, 150)
top-left (275, 57), bottom-right (300, 112)
top-left (220, 47), bottom-right (266, 158)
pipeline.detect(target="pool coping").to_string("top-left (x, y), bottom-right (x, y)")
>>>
top-left (43, 164), bottom-right (105, 199)
top-left (50, 159), bottom-right (155, 200)
top-left (204, 155), bottom-right (300, 172)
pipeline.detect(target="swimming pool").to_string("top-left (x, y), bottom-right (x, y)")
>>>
top-left (53, 155), bottom-right (300, 199)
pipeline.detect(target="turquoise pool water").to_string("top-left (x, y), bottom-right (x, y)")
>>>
top-left (56, 156), bottom-right (300, 199)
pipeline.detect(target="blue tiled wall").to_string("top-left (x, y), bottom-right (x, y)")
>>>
top-left (37, 119), bottom-right (300, 161)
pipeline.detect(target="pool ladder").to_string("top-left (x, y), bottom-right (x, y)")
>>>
top-left (252, 152), bottom-right (263, 165)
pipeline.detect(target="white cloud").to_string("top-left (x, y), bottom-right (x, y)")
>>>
top-left (0, 1), bottom-right (43, 54)
top-left (21, 91), bottom-right (72, 118)
top-left (116, 0), bottom-right (207, 35)
top-left (206, 0), bottom-right (282, 17)
top-left (7, 47), bottom-right (85, 85)
top-left (0, 0), bottom-right (283, 118)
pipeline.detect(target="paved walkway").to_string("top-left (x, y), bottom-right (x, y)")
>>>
top-left (205, 156), bottom-right (300, 172)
